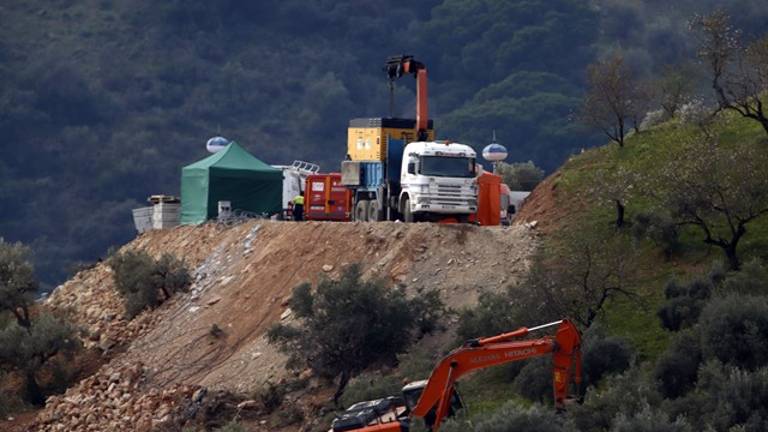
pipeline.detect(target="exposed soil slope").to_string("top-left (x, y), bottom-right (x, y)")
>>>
top-left (32, 220), bottom-right (539, 431)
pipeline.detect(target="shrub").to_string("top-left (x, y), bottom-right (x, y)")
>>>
top-left (720, 259), bottom-right (768, 295)
top-left (496, 161), bottom-right (545, 191)
top-left (0, 372), bottom-right (25, 417)
top-left (678, 98), bottom-right (710, 125)
top-left (275, 405), bottom-right (304, 427)
top-left (441, 402), bottom-right (565, 432)
top-left (686, 362), bottom-right (768, 431)
top-left (256, 382), bottom-right (283, 413)
top-left (456, 291), bottom-right (519, 342)
top-left (267, 264), bottom-right (445, 404)
top-left (409, 288), bottom-right (448, 336)
top-left (657, 278), bottom-right (712, 331)
top-left (397, 344), bottom-right (440, 383)
top-left (631, 212), bottom-right (680, 260)
top-left (698, 295), bottom-right (768, 370)
top-left (610, 403), bottom-right (692, 432)
top-left (571, 368), bottom-right (663, 432)
top-left (340, 372), bottom-right (402, 408)
top-left (640, 109), bottom-right (669, 130)
top-left (109, 251), bottom-right (190, 318)
top-left (214, 420), bottom-right (245, 432)
top-left (582, 327), bottom-right (633, 388)
top-left (654, 330), bottom-right (702, 399)
top-left (512, 358), bottom-right (551, 403)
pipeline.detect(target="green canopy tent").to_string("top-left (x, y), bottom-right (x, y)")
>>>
top-left (181, 142), bottom-right (282, 224)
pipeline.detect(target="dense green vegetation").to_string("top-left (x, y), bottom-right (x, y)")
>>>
top-left (4, 0), bottom-right (767, 289)
top-left (329, 106), bottom-right (768, 431)
top-left (429, 89), bottom-right (768, 429)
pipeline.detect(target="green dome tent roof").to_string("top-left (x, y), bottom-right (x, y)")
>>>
top-left (180, 142), bottom-right (283, 224)
top-left (183, 141), bottom-right (279, 172)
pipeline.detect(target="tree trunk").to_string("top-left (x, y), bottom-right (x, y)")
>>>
top-left (25, 371), bottom-right (45, 407)
top-left (618, 121), bottom-right (625, 147)
top-left (615, 200), bottom-right (625, 228)
top-left (13, 306), bottom-right (31, 328)
top-left (333, 370), bottom-right (350, 406)
top-left (724, 243), bottom-right (740, 271)
top-left (760, 118), bottom-right (768, 137)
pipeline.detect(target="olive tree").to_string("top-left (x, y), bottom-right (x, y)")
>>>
top-left (267, 264), bottom-right (444, 404)
top-left (0, 240), bottom-right (79, 406)
top-left (579, 53), bottom-right (651, 147)
top-left (692, 11), bottom-right (768, 136)
top-left (656, 137), bottom-right (768, 270)
top-left (0, 313), bottom-right (80, 406)
top-left (585, 165), bottom-right (641, 229)
top-left (522, 228), bottom-right (642, 329)
top-left (0, 239), bottom-right (37, 328)
top-left (109, 250), bottom-right (190, 318)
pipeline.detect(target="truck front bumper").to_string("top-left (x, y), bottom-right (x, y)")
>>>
top-left (413, 203), bottom-right (476, 214)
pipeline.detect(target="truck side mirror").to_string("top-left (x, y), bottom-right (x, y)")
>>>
top-left (407, 162), bottom-right (416, 175)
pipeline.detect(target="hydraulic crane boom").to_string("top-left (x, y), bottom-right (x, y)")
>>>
top-left (384, 55), bottom-right (429, 141)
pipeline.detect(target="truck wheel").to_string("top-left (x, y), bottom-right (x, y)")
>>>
top-left (355, 201), bottom-right (368, 222)
top-left (403, 197), bottom-right (414, 223)
top-left (367, 200), bottom-right (383, 222)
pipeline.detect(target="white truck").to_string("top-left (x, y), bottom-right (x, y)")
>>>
top-left (341, 56), bottom-right (478, 222)
top-left (342, 138), bottom-right (478, 222)
top-left (397, 141), bottom-right (478, 222)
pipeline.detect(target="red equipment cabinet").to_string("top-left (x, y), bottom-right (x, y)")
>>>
top-left (305, 173), bottom-right (352, 221)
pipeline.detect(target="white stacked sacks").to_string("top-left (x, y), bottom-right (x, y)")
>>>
top-left (152, 202), bottom-right (181, 229)
top-left (132, 207), bottom-right (153, 233)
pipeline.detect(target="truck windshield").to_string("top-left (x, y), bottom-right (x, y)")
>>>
top-left (420, 156), bottom-right (475, 178)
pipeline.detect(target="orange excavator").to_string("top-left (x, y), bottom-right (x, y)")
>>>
top-left (330, 319), bottom-right (582, 432)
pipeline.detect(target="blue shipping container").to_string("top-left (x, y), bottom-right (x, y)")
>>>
top-left (359, 162), bottom-right (384, 190)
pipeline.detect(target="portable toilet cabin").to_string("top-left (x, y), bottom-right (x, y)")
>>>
top-left (180, 142), bottom-right (282, 224)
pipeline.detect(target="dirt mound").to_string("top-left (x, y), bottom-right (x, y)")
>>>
top-left (514, 172), bottom-right (561, 233)
top-left (40, 220), bottom-right (539, 430)
top-left (515, 170), bottom-right (589, 235)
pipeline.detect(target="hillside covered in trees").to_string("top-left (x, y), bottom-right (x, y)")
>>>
top-left (1, 0), bottom-right (767, 287)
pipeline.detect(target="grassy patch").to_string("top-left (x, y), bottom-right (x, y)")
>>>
top-left (543, 111), bottom-right (768, 358)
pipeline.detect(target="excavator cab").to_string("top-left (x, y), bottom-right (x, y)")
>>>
top-left (401, 380), bottom-right (465, 429)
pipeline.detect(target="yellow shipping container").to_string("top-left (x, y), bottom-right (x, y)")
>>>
top-left (347, 118), bottom-right (435, 161)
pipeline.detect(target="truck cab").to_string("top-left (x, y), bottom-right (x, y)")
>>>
top-left (399, 141), bottom-right (478, 222)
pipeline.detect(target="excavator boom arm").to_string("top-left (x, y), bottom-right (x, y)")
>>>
top-left (411, 320), bottom-right (582, 430)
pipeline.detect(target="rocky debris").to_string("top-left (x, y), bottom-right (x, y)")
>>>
top-left (32, 363), bottom-right (203, 432)
top-left (207, 297), bottom-right (221, 306)
top-left (39, 220), bottom-right (539, 431)
top-left (45, 224), bottom-right (228, 353)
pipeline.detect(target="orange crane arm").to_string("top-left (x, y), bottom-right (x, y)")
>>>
top-left (385, 55), bottom-right (429, 140)
top-left (411, 320), bottom-right (582, 430)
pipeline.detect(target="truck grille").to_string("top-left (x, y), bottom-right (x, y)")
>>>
top-left (426, 184), bottom-right (475, 206)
